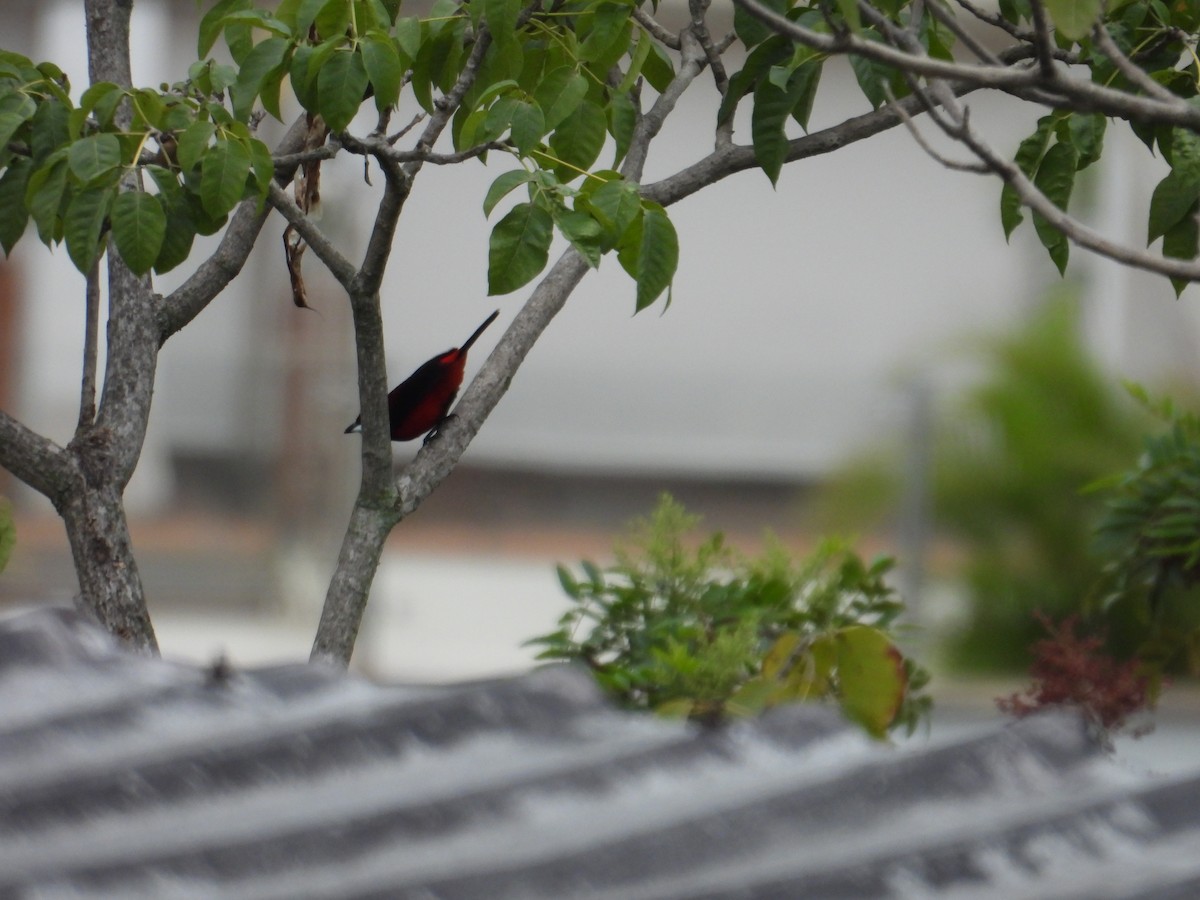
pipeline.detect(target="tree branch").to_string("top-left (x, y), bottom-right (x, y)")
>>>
top-left (0, 412), bottom-right (76, 503)
top-left (78, 261), bottom-right (100, 429)
top-left (733, 0), bottom-right (1200, 131)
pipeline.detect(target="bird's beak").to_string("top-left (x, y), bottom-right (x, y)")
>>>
top-left (344, 421), bottom-right (362, 434)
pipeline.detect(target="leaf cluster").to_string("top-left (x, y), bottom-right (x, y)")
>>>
top-left (0, 50), bottom-right (273, 275)
top-left (997, 0), bottom-right (1200, 286)
top-left (528, 494), bottom-right (931, 738)
top-left (200, 0), bottom-right (681, 310)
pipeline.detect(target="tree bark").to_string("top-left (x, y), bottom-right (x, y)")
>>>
top-left (57, 472), bottom-right (156, 654)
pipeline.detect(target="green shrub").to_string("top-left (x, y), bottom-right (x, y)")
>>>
top-left (821, 293), bottom-right (1149, 672)
top-left (1090, 387), bottom-right (1200, 686)
top-left (528, 494), bottom-right (931, 738)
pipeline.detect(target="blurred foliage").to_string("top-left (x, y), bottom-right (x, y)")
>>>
top-left (0, 496), bottom-right (12, 573)
top-left (996, 613), bottom-right (1152, 741)
top-left (529, 494), bottom-right (931, 738)
top-left (820, 294), bottom-right (1151, 672)
top-left (1089, 387), bottom-right (1200, 685)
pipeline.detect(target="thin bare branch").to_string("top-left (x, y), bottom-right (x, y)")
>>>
top-left (689, 0), bottom-right (729, 95)
top-left (78, 261), bottom-right (100, 430)
top-left (632, 7), bottom-right (682, 50)
top-left (733, 0), bottom-right (1200, 131)
top-left (953, 0), bottom-right (1033, 40)
top-left (1026, 0), bottom-right (1058, 81)
top-left (623, 28), bottom-right (709, 180)
top-left (883, 84), bottom-right (989, 172)
top-left (926, 0), bottom-right (1002, 64)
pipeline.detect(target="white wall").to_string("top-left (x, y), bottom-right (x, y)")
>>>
top-left (5, 0), bottom-right (1197, 509)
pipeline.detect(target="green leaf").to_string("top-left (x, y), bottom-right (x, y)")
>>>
top-left (751, 79), bottom-right (790, 186)
top-left (361, 33), bottom-right (403, 111)
top-left (580, 175), bottom-right (639, 249)
top-left (580, 2), bottom-right (631, 71)
top-left (1031, 141), bottom-right (1078, 274)
top-left (835, 625), bottom-right (907, 739)
top-left (627, 202), bottom-right (678, 312)
top-left (1163, 200), bottom-right (1200, 296)
top-left (0, 495), bottom-right (13, 574)
top-left (534, 67), bottom-right (588, 132)
top-left (0, 112), bottom-right (28, 162)
top-left (232, 36), bottom-right (291, 121)
top-left (67, 133), bottom-right (122, 185)
top-left (733, 0), bottom-right (790, 47)
top-left (483, 168), bottom-right (534, 217)
top-left (1148, 169), bottom-right (1200, 244)
top-left (510, 100), bottom-right (545, 156)
top-left (198, 0), bottom-right (250, 56)
top-left (1001, 117), bottom-right (1054, 240)
top-left (394, 16), bottom-right (422, 64)
top-left (835, 0), bottom-right (863, 31)
top-left (484, 0), bottom-right (521, 50)
top-left (718, 35), bottom-right (791, 126)
top-left (64, 185), bottom-right (113, 273)
top-left (549, 99), bottom-right (607, 176)
top-left (29, 99), bottom-right (71, 166)
top-left (789, 61), bottom-right (823, 131)
top-left (314, 0), bottom-right (352, 39)
top-left (200, 137), bottom-right (251, 217)
top-left (147, 166), bottom-right (196, 273)
top-left (317, 48), bottom-right (369, 131)
top-left (0, 157), bottom-right (32, 254)
top-left (111, 190), bottom-right (167, 276)
top-left (488, 201), bottom-right (553, 295)
top-left (849, 42), bottom-right (896, 110)
top-left (619, 28), bottom-right (654, 94)
top-left (1168, 126), bottom-right (1200, 184)
top-left (607, 91), bottom-right (636, 167)
top-left (26, 154), bottom-right (68, 243)
top-left (555, 209), bottom-right (604, 267)
top-left (1067, 112), bottom-right (1106, 170)
top-left (177, 120), bottom-right (216, 175)
top-left (1043, 0), bottom-right (1102, 39)
top-left (638, 40), bottom-right (674, 93)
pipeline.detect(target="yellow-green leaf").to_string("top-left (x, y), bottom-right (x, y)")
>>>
top-left (835, 625), bottom-right (907, 739)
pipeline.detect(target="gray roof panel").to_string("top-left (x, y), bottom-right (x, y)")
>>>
top-left (0, 607), bottom-right (1195, 899)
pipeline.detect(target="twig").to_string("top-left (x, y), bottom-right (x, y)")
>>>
top-left (926, 0), bottom-right (1001, 65)
top-left (1027, 0), bottom-right (1058, 81)
top-left (883, 83), bottom-right (989, 172)
top-left (953, 0), bottom-right (1033, 41)
top-left (77, 260), bottom-right (100, 429)
top-left (632, 7), bottom-right (681, 50)
top-left (689, 0), bottom-right (729, 95)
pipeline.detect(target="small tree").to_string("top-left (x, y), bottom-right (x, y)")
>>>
top-left (2, 0), bottom-right (1200, 664)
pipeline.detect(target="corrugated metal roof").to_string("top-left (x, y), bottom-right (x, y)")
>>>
top-left (0, 607), bottom-right (1197, 899)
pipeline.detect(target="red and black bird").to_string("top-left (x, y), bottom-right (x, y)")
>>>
top-left (345, 310), bottom-right (500, 442)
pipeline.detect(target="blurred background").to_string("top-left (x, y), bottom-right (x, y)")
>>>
top-left (2, 0), bottom-right (1200, 735)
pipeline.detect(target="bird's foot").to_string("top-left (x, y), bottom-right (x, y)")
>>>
top-left (423, 414), bottom-right (458, 445)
